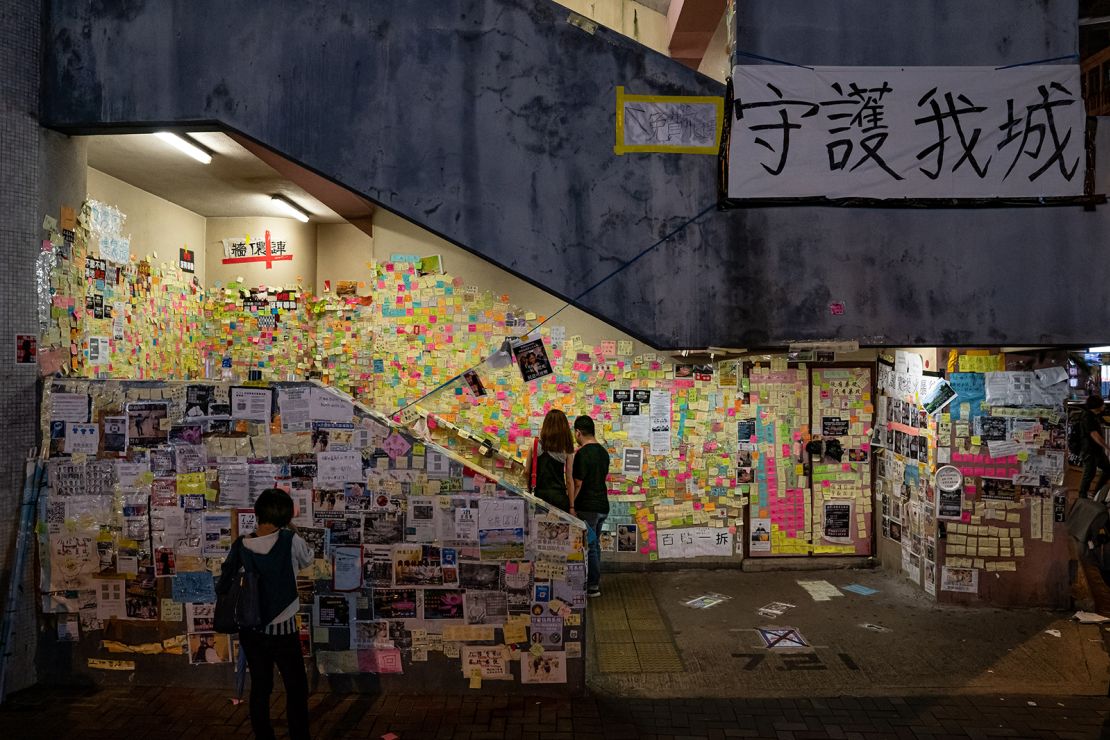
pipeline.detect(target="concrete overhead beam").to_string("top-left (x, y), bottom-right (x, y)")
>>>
top-left (667, 0), bottom-right (727, 69)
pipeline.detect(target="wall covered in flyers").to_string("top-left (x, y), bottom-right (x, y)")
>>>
top-left (37, 378), bottom-right (587, 692)
top-left (873, 350), bottom-right (1072, 607)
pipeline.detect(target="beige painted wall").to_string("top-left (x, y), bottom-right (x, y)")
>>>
top-left (205, 217), bottom-right (317, 289)
top-left (697, 11), bottom-right (730, 83)
top-left (555, 0), bottom-right (669, 54)
top-left (316, 223), bottom-right (373, 295)
top-left (372, 209), bottom-right (659, 352)
top-left (87, 167), bottom-right (207, 282)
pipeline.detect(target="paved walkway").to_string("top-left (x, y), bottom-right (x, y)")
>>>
top-left (588, 570), bottom-right (1110, 698)
top-left (1, 684), bottom-right (1109, 739)
top-left (3, 569), bottom-right (1110, 738)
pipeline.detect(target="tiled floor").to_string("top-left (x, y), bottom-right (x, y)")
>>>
top-left (2, 684), bottom-right (1109, 739)
top-left (590, 574), bottom-right (684, 673)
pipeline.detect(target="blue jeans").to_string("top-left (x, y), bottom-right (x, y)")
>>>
top-left (578, 511), bottom-right (607, 588)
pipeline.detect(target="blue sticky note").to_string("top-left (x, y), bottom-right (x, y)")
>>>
top-left (843, 584), bottom-right (878, 596)
top-left (172, 571), bottom-right (216, 603)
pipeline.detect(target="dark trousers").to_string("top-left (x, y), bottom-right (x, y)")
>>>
top-left (578, 511), bottom-right (607, 588)
top-left (239, 628), bottom-right (310, 740)
top-left (1079, 451), bottom-right (1110, 499)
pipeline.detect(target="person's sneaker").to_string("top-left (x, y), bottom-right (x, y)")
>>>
top-left (587, 586), bottom-right (601, 598)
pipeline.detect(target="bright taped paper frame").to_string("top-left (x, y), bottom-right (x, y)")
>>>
top-left (614, 86), bottom-right (724, 155)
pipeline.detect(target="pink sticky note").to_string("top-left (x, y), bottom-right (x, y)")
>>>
top-left (792, 431), bottom-right (802, 441)
top-left (822, 480), bottom-right (830, 487)
top-left (505, 562), bottom-right (518, 575)
top-left (960, 511), bottom-right (972, 523)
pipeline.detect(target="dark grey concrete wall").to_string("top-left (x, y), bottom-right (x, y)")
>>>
top-left (41, 0), bottom-right (1110, 349)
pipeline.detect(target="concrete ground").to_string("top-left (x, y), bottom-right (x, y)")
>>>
top-left (3, 567), bottom-right (1110, 738)
top-left (587, 569), bottom-right (1110, 698)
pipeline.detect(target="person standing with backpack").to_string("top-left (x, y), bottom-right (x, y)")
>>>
top-left (525, 409), bottom-right (576, 514)
top-left (219, 488), bottom-right (314, 740)
top-left (1077, 396), bottom-right (1110, 499)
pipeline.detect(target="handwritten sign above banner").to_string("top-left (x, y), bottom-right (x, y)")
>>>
top-left (727, 65), bottom-right (1086, 200)
top-left (615, 86), bottom-right (723, 155)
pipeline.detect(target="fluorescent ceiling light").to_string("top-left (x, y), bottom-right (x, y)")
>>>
top-left (153, 131), bottom-right (212, 164)
top-left (271, 195), bottom-right (310, 222)
top-left (1089, 346), bottom-right (1110, 353)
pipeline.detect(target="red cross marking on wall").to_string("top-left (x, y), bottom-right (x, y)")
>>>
top-left (220, 230), bottom-right (293, 269)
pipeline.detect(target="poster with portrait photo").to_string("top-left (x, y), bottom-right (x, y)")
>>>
top-left (617, 524), bottom-right (638, 552)
top-left (749, 518), bottom-right (771, 552)
top-left (513, 338), bottom-right (553, 383)
top-left (188, 632), bottom-right (231, 664)
top-left (463, 369), bottom-right (488, 397)
top-left (466, 591), bottom-right (508, 625)
top-left (126, 402), bottom-right (169, 449)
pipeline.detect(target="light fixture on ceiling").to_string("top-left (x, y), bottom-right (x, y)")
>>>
top-left (1089, 346), bottom-right (1110, 353)
top-left (271, 194), bottom-right (310, 223)
top-left (153, 131), bottom-right (212, 164)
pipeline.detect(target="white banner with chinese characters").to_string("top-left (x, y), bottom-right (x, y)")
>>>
top-left (727, 65), bottom-right (1085, 199)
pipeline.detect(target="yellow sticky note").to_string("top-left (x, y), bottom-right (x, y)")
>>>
top-left (970, 435), bottom-right (981, 446)
top-left (503, 621), bottom-right (527, 644)
top-left (469, 669), bottom-right (482, 689)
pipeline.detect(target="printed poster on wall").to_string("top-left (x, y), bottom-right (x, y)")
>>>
top-left (728, 65), bottom-right (1085, 200)
top-left (940, 566), bottom-right (979, 594)
top-left (649, 391), bottom-right (672, 454)
top-left (749, 518), bottom-right (772, 553)
top-left (821, 501), bottom-right (853, 544)
top-left (513, 338), bottom-right (553, 383)
top-left (937, 487), bottom-right (963, 520)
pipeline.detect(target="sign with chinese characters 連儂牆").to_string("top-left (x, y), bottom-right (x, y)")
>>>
top-left (727, 65), bottom-right (1086, 200)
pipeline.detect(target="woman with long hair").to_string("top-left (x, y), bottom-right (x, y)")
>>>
top-left (525, 409), bottom-right (575, 513)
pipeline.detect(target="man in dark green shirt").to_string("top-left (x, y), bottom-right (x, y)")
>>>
top-left (572, 415), bottom-right (610, 597)
top-left (1079, 395), bottom-right (1110, 498)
